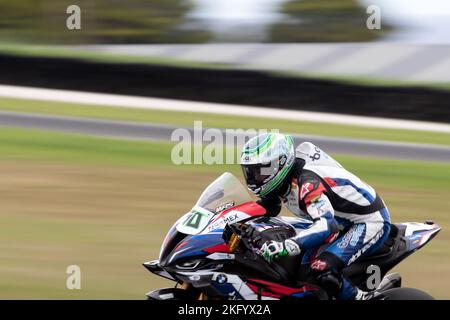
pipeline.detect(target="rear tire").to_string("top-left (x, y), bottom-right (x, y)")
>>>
top-left (379, 287), bottom-right (434, 300)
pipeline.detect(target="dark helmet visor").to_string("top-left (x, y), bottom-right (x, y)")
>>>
top-left (241, 163), bottom-right (273, 188)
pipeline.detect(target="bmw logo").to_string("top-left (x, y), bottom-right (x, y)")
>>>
top-left (216, 274), bottom-right (227, 284)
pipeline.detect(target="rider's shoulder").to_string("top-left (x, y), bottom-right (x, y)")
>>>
top-left (295, 142), bottom-right (317, 157)
top-left (295, 142), bottom-right (343, 169)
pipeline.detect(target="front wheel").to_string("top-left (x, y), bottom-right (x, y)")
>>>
top-left (378, 288), bottom-right (434, 300)
top-left (146, 287), bottom-right (198, 300)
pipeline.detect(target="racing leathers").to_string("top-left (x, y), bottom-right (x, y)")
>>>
top-left (259, 142), bottom-right (391, 300)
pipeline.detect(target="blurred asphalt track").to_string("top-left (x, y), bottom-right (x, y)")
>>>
top-left (1, 111), bottom-right (449, 162)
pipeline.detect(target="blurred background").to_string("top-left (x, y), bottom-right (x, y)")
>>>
top-left (0, 0), bottom-right (449, 299)
top-left (1, 0), bottom-right (450, 43)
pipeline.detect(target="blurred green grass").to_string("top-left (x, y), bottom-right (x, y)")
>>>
top-left (0, 127), bottom-right (449, 189)
top-left (1, 97), bottom-right (449, 146)
top-left (0, 127), bottom-right (449, 298)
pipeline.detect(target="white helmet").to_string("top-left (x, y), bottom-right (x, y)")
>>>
top-left (240, 133), bottom-right (295, 197)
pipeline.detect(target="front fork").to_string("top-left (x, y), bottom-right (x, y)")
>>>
top-left (178, 229), bottom-right (241, 300)
top-left (179, 281), bottom-right (209, 300)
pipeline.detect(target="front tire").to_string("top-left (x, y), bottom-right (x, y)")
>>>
top-left (146, 287), bottom-right (197, 300)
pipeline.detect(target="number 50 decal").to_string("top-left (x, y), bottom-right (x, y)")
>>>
top-left (184, 210), bottom-right (208, 229)
top-left (177, 206), bottom-right (215, 235)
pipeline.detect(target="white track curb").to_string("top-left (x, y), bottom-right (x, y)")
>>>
top-left (0, 84), bottom-right (449, 133)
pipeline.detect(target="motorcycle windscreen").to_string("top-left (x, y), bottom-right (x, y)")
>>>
top-left (195, 172), bottom-right (253, 214)
top-left (175, 172), bottom-right (252, 235)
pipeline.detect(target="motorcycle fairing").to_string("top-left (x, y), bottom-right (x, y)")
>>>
top-left (161, 201), bottom-right (267, 267)
top-left (343, 222), bottom-right (441, 289)
top-left (203, 201), bottom-right (266, 233)
top-left (246, 278), bottom-right (320, 299)
top-left (401, 222), bottom-right (441, 251)
top-left (176, 206), bottom-right (216, 235)
top-left (176, 270), bottom-right (317, 300)
top-left (163, 232), bottom-right (225, 267)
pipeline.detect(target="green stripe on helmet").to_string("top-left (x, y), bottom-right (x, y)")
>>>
top-left (243, 133), bottom-right (274, 155)
top-left (241, 133), bottom-right (295, 197)
top-left (287, 135), bottom-right (294, 148)
top-left (258, 134), bottom-right (295, 197)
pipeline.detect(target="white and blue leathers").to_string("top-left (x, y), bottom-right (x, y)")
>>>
top-left (280, 142), bottom-right (391, 299)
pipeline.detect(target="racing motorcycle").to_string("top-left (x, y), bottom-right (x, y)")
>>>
top-left (144, 172), bottom-right (441, 300)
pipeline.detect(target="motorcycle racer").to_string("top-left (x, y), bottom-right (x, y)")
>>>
top-left (240, 133), bottom-right (391, 300)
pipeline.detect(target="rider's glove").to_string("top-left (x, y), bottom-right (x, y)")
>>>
top-left (260, 239), bottom-right (301, 263)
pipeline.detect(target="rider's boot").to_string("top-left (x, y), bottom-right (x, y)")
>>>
top-left (354, 288), bottom-right (376, 300)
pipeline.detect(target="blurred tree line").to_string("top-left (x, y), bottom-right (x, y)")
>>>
top-left (0, 0), bottom-right (388, 44)
top-left (0, 0), bottom-right (211, 44)
top-left (270, 0), bottom-right (390, 42)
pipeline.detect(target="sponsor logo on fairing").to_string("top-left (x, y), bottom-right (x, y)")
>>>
top-left (215, 201), bottom-right (235, 213)
top-left (216, 273), bottom-right (228, 284)
top-left (206, 210), bottom-right (250, 232)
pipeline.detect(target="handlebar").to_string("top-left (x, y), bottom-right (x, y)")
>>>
top-left (223, 221), bottom-right (264, 254)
